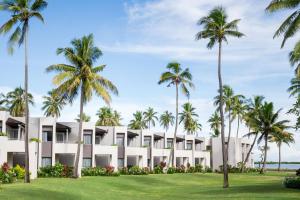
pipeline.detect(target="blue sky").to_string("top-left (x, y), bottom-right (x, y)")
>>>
top-left (0, 0), bottom-right (299, 161)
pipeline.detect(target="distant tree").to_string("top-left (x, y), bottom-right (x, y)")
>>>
top-left (143, 107), bottom-right (158, 130)
top-left (159, 111), bottom-right (175, 132)
top-left (128, 111), bottom-right (147, 130)
top-left (287, 97), bottom-right (300, 130)
top-left (75, 113), bottom-right (91, 122)
top-left (42, 90), bottom-right (66, 117)
top-left (179, 103), bottom-right (201, 134)
top-left (208, 112), bottom-right (221, 137)
top-left (96, 107), bottom-right (121, 126)
top-left (0, 93), bottom-right (7, 111)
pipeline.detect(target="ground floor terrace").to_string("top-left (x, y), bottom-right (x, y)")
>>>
top-left (0, 172), bottom-right (298, 200)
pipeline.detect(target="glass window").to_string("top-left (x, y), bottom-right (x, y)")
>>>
top-left (144, 136), bottom-right (151, 147)
top-left (0, 121), bottom-right (2, 133)
top-left (118, 159), bottom-right (124, 167)
top-left (42, 157), bottom-right (52, 167)
top-left (83, 134), bottom-right (92, 145)
top-left (9, 129), bottom-right (18, 140)
top-left (56, 133), bottom-right (64, 143)
top-left (42, 132), bottom-right (52, 142)
top-left (82, 158), bottom-right (92, 168)
top-left (116, 134), bottom-right (124, 146)
top-left (186, 141), bottom-right (193, 150)
top-left (167, 139), bottom-right (173, 148)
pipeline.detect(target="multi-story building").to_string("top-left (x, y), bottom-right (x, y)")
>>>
top-left (0, 111), bottom-right (252, 179)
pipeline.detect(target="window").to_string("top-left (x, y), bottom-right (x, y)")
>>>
top-left (186, 141), bottom-right (193, 150)
top-left (144, 136), bottom-right (151, 147)
top-left (56, 132), bottom-right (64, 143)
top-left (83, 134), bottom-right (92, 145)
top-left (82, 158), bottom-right (92, 168)
top-left (0, 121), bottom-right (2, 133)
top-left (118, 159), bottom-right (124, 167)
top-left (116, 134), bottom-right (124, 146)
top-left (9, 129), bottom-right (18, 140)
top-left (42, 157), bottom-right (52, 167)
top-left (167, 139), bottom-right (173, 148)
top-left (42, 132), bottom-right (52, 142)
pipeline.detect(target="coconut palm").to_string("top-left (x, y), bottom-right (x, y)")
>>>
top-left (232, 95), bottom-right (246, 138)
top-left (0, 93), bottom-right (7, 111)
top-left (46, 34), bottom-right (118, 178)
top-left (208, 112), bottom-right (221, 137)
top-left (251, 102), bottom-right (290, 174)
top-left (287, 97), bottom-right (300, 129)
top-left (179, 103), bottom-right (201, 134)
top-left (288, 41), bottom-right (300, 77)
top-left (266, 0), bottom-right (300, 48)
top-left (158, 62), bottom-right (194, 166)
top-left (196, 6), bottom-right (244, 187)
top-left (270, 131), bottom-right (294, 171)
top-left (6, 87), bottom-right (34, 117)
top-left (288, 76), bottom-right (300, 97)
top-left (159, 111), bottom-right (175, 132)
top-left (128, 111), bottom-right (147, 130)
top-left (143, 107), bottom-right (158, 130)
top-left (185, 119), bottom-right (202, 135)
top-left (0, 0), bottom-right (47, 183)
top-left (42, 90), bottom-right (66, 118)
top-left (96, 107), bottom-right (121, 126)
top-left (75, 113), bottom-right (91, 122)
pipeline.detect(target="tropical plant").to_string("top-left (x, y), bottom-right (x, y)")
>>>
top-left (232, 95), bottom-right (246, 138)
top-left (287, 97), bottom-right (300, 129)
top-left (0, 0), bottom-right (48, 183)
top-left (42, 90), bottom-right (66, 117)
top-left (143, 107), bottom-right (158, 130)
top-left (0, 92), bottom-right (7, 111)
top-left (158, 62), bottom-right (194, 166)
top-left (128, 111), bottom-right (147, 130)
top-left (196, 6), bottom-right (244, 188)
top-left (208, 111), bottom-right (221, 137)
top-left (6, 87), bottom-right (34, 117)
top-left (288, 76), bottom-right (300, 97)
top-left (179, 102), bottom-right (201, 134)
top-left (75, 113), bottom-right (91, 122)
top-left (46, 34), bottom-right (118, 178)
top-left (159, 111), bottom-right (174, 132)
top-left (96, 106), bottom-right (121, 126)
top-left (270, 131), bottom-right (294, 171)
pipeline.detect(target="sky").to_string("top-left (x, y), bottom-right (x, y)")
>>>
top-left (0, 0), bottom-right (299, 162)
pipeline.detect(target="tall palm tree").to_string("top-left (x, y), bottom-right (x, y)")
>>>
top-left (179, 102), bottom-right (201, 134)
top-left (6, 87), bottom-right (34, 117)
top-left (287, 97), bottom-right (300, 129)
top-left (96, 106), bottom-right (121, 126)
top-left (158, 62), bottom-right (194, 166)
top-left (42, 90), bottom-right (66, 118)
top-left (128, 111), bottom-right (147, 130)
top-left (159, 111), bottom-right (175, 132)
top-left (232, 95), bottom-right (246, 138)
top-left (185, 119), bottom-right (202, 135)
top-left (270, 131), bottom-right (294, 171)
top-left (0, 93), bottom-right (7, 111)
top-left (46, 34), bottom-right (118, 178)
top-left (288, 41), bottom-right (300, 77)
top-left (266, 0), bottom-right (300, 48)
top-left (196, 6), bottom-right (244, 188)
top-left (143, 107), bottom-right (158, 130)
top-left (0, 0), bottom-right (48, 183)
top-left (75, 113), bottom-right (91, 122)
top-left (208, 111), bottom-right (221, 137)
top-left (251, 102), bottom-right (290, 174)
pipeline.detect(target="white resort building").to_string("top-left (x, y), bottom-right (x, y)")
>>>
top-left (0, 111), bottom-right (253, 179)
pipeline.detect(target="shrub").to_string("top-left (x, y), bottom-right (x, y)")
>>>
top-left (128, 166), bottom-right (149, 175)
top-left (38, 163), bottom-right (73, 178)
top-left (167, 167), bottom-right (176, 174)
top-left (119, 167), bottom-right (129, 175)
top-left (204, 166), bottom-right (212, 173)
top-left (13, 165), bottom-right (25, 179)
top-left (0, 163), bottom-right (16, 184)
top-left (154, 166), bottom-right (163, 174)
top-left (195, 164), bottom-right (203, 173)
top-left (175, 165), bottom-right (186, 173)
top-left (187, 166), bottom-right (195, 173)
top-left (283, 177), bottom-right (300, 189)
top-left (81, 167), bottom-right (119, 176)
top-left (296, 168), bottom-right (300, 176)
top-left (0, 132), bottom-right (7, 136)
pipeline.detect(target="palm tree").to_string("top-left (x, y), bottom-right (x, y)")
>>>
top-left (143, 107), bottom-right (158, 130)
top-left (6, 87), bottom-right (34, 117)
top-left (288, 41), bottom-right (300, 77)
top-left (208, 112), bottom-right (221, 137)
top-left (159, 111), bottom-right (175, 132)
top-left (128, 111), bottom-right (147, 130)
top-left (185, 119), bottom-right (202, 135)
top-left (42, 90), bottom-right (66, 118)
top-left (0, 0), bottom-right (48, 183)
top-left (0, 93), bottom-right (7, 111)
top-left (232, 95), bottom-right (246, 138)
top-left (96, 107), bottom-right (121, 126)
top-left (46, 34), bottom-right (118, 178)
top-left (287, 97), bottom-right (300, 130)
top-left (266, 0), bottom-right (300, 48)
top-left (196, 6), bottom-right (244, 188)
top-left (158, 62), bottom-right (194, 166)
top-left (75, 113), bottom-right (91, 122)
top-left (251, 102), bottom-right (290, 174)
top-left (270, 131), bottom-right (294, 171)
top-left (179, 103), bottom-right (201, 134)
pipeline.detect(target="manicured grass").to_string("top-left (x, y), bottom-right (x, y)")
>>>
top-left (0, 172), bottom-right (299, 200)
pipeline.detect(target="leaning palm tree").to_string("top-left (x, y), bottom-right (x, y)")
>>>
top-left (6, 87), bottom-right (34, 117)
top-left (208, 111), bottom-right (221, 137)
top-left (46, 34), bottom-right (118, 178)
top-left (196, 6), bottom-right (244, 188)
top-left (158, 62), bottom-right (194, 166)
top-left (75, 113), bottom-right (91, 122)
top-left (96, 107), bottom-right (121, 126)
top-left (270, 131), bottom-right (294, 171)
top-left (143, 107), bottom-right (158, 130)
top-left (42, 90), bottom-right (66, 118)
top-left (128, 111), bottom-right (147, 130)
top-left (0, 0), bottom-right (48, 183)
top-left (266, 0), bottom-right (300, 48)
top-left (159, 111), bottom-right (175, 132)
top-left (179, 102), bottom-right (201, 134)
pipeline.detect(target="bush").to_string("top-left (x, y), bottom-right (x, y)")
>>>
top-left (12, 165), bottom-right (25, 179)
top-left (0, 132), bottom-right (7, 136)
top-left (119, 167), bottom-right (129, 175)
top-left (195, 164), bottom-right (203, 173)
top-left (175, 165), bottom-right (186, 173)
top-left (283, 177), bottom-right (300, 189)
top-left (154, 166), bottom-right (163, 174)
top-left (38, 163), bottom-right (73, 178)
top-left (0, 163), bottom-right (16, 184)
top-left (187, 166), bottom-right (195, 173)
top-left (204, 166), bottom-right (212, 173)
top-left (127, 166), bottom-right (149, 175)
top-left (167, 167), bottom-right (176, 174)
top-left (81, 166), bottom-right (119, 176)
top-left (296, 168), bottom-right (300, 176)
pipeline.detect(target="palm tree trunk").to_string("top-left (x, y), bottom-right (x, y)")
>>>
top-left (73, 88), bottom-right (84, 178)
top-left (227, 110), bottom-right (232, 162)
top-left (236, 116), bottom-right (240, 138)
top-left (218, 41), bottom-right (228, 188)
top-left (260, 134), bottom-right (268, 174)
top-left (278, 143), bottom-right (281, 171)
top-left (241, 133), bottom-right (257, 172)
top-left (24, 23), bottom-right (30, 183)
top-left (171, 83), bottom-right (179, 167)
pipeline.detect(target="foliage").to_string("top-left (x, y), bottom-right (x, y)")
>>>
top-left (128, 166), bottom-right (149, 175)
top-left (75, 113), bottom-right (91, 122)
top-left (283, 177), bottom-right (300, 189)
top-left (42, 90), bottom-right (66, 117)
top-left (287, 97), bottom-right (300, 130)
top-left (208, 112), bottom-right (221, 137)
top-left (296, 168), bottom-right (300, 176)
top-left (154, 166), bottom-right (163, 174)
top-left (128, 111), bottom-right (147, 130)
top-left (218, 164), bottom-right (259, 173)
top-left (195, 164), bottom-right (204, 172)
top-left (143, 107), bottom-right (158, 130)
top-left (175, 165), bottom-right (186, 173)
top-left (96, 106), bottom-right (122, 126)
top-left (81, 166), bottom-right (119, 177)
top-left (167, 167), bottom-right (176, 174)
top-left (159, 111), bottom-right (174, 132)
top-left (0, 132), bottom-right (7, 136)
top-left (179, 102), bottom-right (202, 134)
top-left (12, 165), bottom-right (25, 179)
top-left (38, 163), bottom-right (73, 178)
top-left (0, 163), bottom-right (16, 184)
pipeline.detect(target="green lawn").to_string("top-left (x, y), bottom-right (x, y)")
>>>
top-left (0, 172), bottom-right (299, 200)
